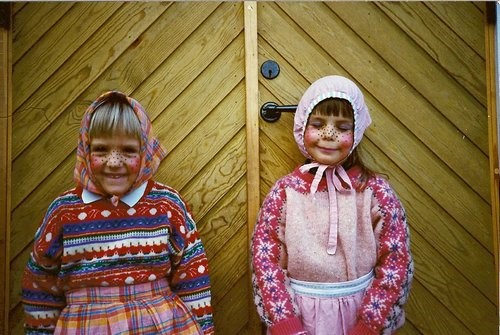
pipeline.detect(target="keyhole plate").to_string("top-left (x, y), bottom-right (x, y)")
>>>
top-left (261, 60), bottom-right (280, 80)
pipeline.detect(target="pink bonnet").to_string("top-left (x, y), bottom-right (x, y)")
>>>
top-left (293, 75), bottom-right (371, 159)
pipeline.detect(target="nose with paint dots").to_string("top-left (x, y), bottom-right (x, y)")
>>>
top-left (319, 124), bottom-right (340, 140)
top-left (106, 150), bottom-right (125, 167)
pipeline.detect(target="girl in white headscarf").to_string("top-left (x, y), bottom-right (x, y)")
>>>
top-left (251, 76), bottom-right (413, 335)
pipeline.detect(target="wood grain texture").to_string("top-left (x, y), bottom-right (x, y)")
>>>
top-left (374, 2), bottom-right (486, 105)
top-left (244, 4), bottom-right (263, 332)
top-left (12, 2), bottom-right (170, 158)
top-left (13, 2), bottom-right (121, 108)
top-left (10, 3), bottom-right (250, 335)
top-left (7, 2), bottom-right (497, 334)
top-left (257, 2), bottom-right (495, 334)
top-left (0, 3), bottom-right (11, 333)
top-left (12, 2), bottom-right (73, 64)
top-left (484, 1), bottom-right (500, 307)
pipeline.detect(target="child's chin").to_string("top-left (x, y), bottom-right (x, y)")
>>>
top-left (102, 186), bottom-right (130, 197)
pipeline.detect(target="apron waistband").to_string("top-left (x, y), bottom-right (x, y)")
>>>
top-left (290, 270), bottom-right (374, 298)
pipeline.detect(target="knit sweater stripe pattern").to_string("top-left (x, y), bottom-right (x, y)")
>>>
top-left (251, 167), bottom-right (413, 334)
top-left (22, 180), bottom-right (214, 334)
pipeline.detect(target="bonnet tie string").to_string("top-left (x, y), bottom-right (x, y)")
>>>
top-left (299, 163), bottom-right (353, 255)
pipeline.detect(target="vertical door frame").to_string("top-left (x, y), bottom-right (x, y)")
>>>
top-left (244, 1), bottom-right (263, 333)
top-left (485, 2), bottom-right (500, 308)
top-left (0, 3), bottom-right (11, 334)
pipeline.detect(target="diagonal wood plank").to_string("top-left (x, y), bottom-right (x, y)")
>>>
top-left (12, 2), bottom-right (170, 158)
top-left (405, 279), bottom-right (472, 334)
top-left (199, 176), bottom-right (247, 261)
top-left (134, 2), bottom-right (243, 121)
top-left (152, 35), bottom-right (245, 156)
top-left (210, 228), bottom-right (250, 335)
top-left (158, 83), bottom-right (246, 192)
top-left (13, 2), bottom-right (122, 110)
top-left (181, 129), bottom-right (247, 221)
top-left (12, 2), bottom-right (74, 64)
top-left (374, 2), bottom-right (486, 103)
top-left (276, 2), bottom-right (489, 199)
top-left (425, 2), bottom-right (484, 58)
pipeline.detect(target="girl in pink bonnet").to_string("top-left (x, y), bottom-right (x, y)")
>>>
top-left (251, 75), bottom-right (413, 335)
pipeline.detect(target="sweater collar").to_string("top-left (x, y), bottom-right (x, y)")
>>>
top-left (81, 181), bottom-right (148, 207)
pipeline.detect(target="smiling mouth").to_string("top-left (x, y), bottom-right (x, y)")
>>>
top-left (105, 174), bottom-right (127, 179)
top-left (318, 146), bottom-right (338, 151)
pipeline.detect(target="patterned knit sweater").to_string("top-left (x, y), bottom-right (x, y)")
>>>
top-left (22, 180), bottom-right (214, 334)
top-left (251, 166), bottom-right (413, 335)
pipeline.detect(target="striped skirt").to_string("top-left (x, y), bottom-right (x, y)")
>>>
top-left (54, 279), bottom-right (203, 335)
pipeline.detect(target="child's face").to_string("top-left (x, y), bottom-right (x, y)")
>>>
top-left (89, 133), bottom-right (141, 197)
top-left (304, 112), bottom-right (354, 166)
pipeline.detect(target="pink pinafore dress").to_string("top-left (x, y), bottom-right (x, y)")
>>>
top-left (283, 188), bottom-right (378, 335)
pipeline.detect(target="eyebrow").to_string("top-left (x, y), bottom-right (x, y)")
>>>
top-left (309, 114), bottom-right (352, 121)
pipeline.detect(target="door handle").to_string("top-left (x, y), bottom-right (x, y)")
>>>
top-left (260, 102), bottom-right (297, 123)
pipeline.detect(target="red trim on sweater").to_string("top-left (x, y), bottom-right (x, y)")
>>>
top-left (270, 316), bottom-right (305, 335)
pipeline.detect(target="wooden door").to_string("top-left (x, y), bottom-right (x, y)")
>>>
top-left (9, 2), bottom-right (254, 334)
top-left (257, 2), bottom-right (496, 335)
top-left (7, 2), bottom-right (497, 335)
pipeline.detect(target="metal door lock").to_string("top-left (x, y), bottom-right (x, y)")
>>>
top-left (260, 60), bottom-right (280, 80)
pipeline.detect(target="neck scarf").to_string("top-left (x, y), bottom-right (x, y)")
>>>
top-left (74, 91), bottom-right (166, 206)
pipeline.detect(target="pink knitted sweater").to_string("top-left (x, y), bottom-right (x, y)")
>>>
top-left (251, 166), bottom-right (413, 335)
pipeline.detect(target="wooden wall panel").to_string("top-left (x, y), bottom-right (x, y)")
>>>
top-left (7, 2), bottom-right (497, 335)
top-left (1, 3), bottom-right (12, 334)
top-left (9, 2), bottom-right (250, 334)
top-left (11, 2), bottom-right (73, 64)
top-left (485, 1), bottom-right (500, 307)
top-left (258, 2), bottom-right (495, 335)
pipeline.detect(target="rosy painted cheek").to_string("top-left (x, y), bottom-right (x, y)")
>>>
top-left (125, 157), bottom-right (141, 173)
top-left (90, 155), bottom-right (106, 170)
top-left (338, 132), bottom-right (354, 148)
top-left (304, 130), bottom-right (316, 143)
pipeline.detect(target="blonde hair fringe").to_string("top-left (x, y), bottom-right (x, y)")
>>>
top-left (89, 102), bottom-right (141, 140)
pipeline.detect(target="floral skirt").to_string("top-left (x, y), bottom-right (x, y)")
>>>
top-left (55, 279), bottom-right (203, 335)
top-left (290, 270), bottom-right (374, 335)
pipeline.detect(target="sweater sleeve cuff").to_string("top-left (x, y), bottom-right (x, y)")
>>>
top-left (270, 317), bottom-right (305, 335)
top-left (349, 321), bottom-right (377, 335)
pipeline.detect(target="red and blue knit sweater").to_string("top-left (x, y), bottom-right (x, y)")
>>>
top-left (251, 166), bottom-right (413, 335)
top-left (22, 180), bottom-right (214, 334)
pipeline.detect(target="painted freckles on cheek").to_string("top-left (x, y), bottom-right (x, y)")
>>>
top-left (90, 151), bottom-right (141, 172)
top-left (127, 156), bottom-right (141, 173)
top-left (338, 132), bottom-right (353, 148)
top-left (317, 124), bottom-right (353, 146)
top-left (90, 155), bottom-right (106, 170)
